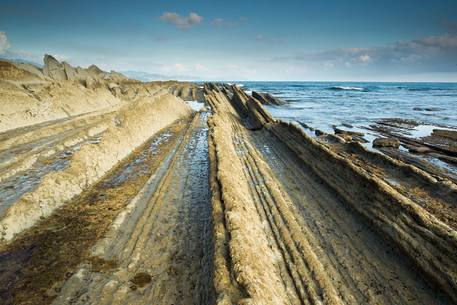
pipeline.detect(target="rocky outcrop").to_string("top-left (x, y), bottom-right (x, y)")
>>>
top-left (252, 91), bottom-right (286, 105)
top-left (333, 127), bottom-right (367, 142)
top-left (167, 82), bottom-right (204, 101)
top-left (87, 64), bottom-right (104, 76)
top-left (0, 92), bottom-right (192, 241)
top-left (226, 85), bottom-right (276, 130)
top-left (0, 61), bottom-right (44, 82)
top-left (206, 82), bottom-right (457, 304)
top-left (334, 127), bottom-right (364, 137)
top-left (43, 54), bottom-right (67, 80)
top-left (42, 54), bottom-right (128, 82)
top-left (62, 61), bottom-right (77, 80)
top-left (205, 84), bottom-right (457, 304)
top-left (433, 129), bottom-right (457, 141)
top-left (0, 57), bottom-right (157, 132)
top-left (2, 80), bottom-right (457, 304)
top-left (373, 137), bottom-right (401, 148)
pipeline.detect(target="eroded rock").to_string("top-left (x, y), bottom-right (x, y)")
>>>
top-left (43, 55), bottom-right (67, 81)
top-left (252, 91), bottom-right (286, 106)
top-left (432, 129), bottom-right (457, 141)
top-left (334, 127), bottom-right (364, 137)
top-left (373, 137), bottom-right (400, 148)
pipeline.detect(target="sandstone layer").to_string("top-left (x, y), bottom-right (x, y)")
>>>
top-left (0, 62), bottom-right (456, 305)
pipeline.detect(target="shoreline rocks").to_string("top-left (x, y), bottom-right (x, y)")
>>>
top-left (252, 91), bottom-right (286, 106)
top-left (373, 137), bottom-right (400, 148)
top-left (432, 129), bottom-right (457, 141)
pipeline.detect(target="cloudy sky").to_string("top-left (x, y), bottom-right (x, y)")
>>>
top-left (1, 0), bottom-right (456, 81)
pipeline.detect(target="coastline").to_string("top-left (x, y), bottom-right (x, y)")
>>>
top-left (0, 57), bottom-right (456, 304)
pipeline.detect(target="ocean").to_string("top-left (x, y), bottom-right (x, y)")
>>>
top-left (240, 82), bottom-right (457, 135)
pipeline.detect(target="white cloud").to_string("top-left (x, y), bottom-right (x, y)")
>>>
top-left (0, 32), bottom-right (11, 54)
top-left (160, 12), bottom-right (203, 29)
top-left (273, 33), bottom-right (457, 73)
top-left (420, 34), bottom-right (457, 47)
top-left (358, 54), bottom-right (372, 63)
top-left (0, 32), bottom-right (41, 63)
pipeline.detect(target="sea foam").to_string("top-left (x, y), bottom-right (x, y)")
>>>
top-left (328, 86), bottom-right (366, 91)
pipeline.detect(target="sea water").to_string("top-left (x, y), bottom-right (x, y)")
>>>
top-left (241, 82), bottom-right (457, 134)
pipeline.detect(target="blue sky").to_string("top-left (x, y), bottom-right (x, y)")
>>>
top-left (1, 0), bottom-right (457, 81)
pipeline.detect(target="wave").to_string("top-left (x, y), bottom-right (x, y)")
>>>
top-left (328, 86), bottom-right (367, 92)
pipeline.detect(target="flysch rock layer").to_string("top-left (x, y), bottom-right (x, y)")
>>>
top-left (0, 56), bottom-right (202, 133)
top-left (205, 83), bottom-right (457, 305)
top-left (0, 91), bottom-right (192, 241)
top-left (0, 57), bottom-right (196, 241)
top-left (2, 56), bottom-right (457, 305)
top-left (252, 90), bottom-right (286, 105)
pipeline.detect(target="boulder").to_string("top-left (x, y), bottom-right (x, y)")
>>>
top-left (373, 137), bottom-right (400, 148)
top-left (432, 129), bottom-right (457, 140)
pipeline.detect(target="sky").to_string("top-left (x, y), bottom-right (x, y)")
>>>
top-left (1, 0), bottom-right (457, 81)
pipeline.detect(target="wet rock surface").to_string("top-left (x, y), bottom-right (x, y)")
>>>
top-left (1, 69), bottom-right (457, 305)
top-left (205, 84), bottom-right (456, 304)
top-left (252, 90), bottom-right (286, 105)
top-left (373, 137), bottom-right (400, 148)
top-left (0, 122), bottom-right (191, 304)
top-left (433, 129), bottom-right (457, 141)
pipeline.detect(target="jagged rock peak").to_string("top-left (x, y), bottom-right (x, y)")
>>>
top-left (88, 64), bottom-right (104, 75)
top-left (40, 55), bottom-right (127, 82)
top-left (43, 54), bottom-right (67, 81)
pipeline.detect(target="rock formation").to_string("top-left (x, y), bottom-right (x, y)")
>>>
top-left (1, 58), bottom-right (456, 305)
top-left (373, 137), bottom-right (401, 148)
top-left (252, 90), bottom-right (286, 105)
top-left (42, 54), bottom-right (67, 80)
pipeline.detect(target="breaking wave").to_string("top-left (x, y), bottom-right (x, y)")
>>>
top-left (328, 86), bottom-right (367, 92)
